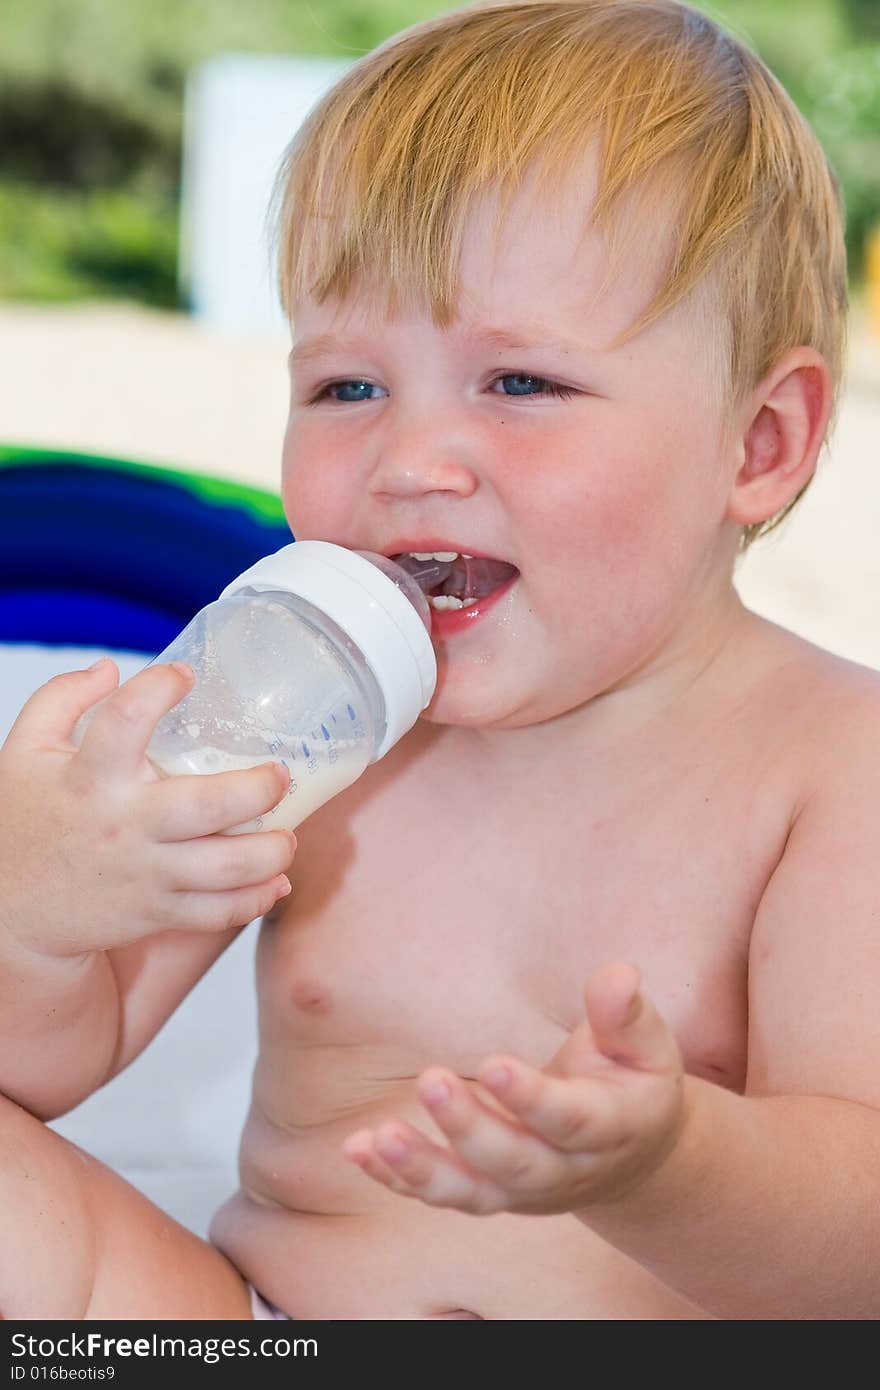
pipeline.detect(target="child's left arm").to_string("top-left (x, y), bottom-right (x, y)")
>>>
top-left (343, 706), bottom-right (880, 1320)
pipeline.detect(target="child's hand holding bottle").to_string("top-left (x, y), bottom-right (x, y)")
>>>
top-left (0, 657), bottom-right (296, 961)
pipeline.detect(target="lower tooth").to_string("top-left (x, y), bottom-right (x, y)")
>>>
top-left (427, 595), bottom-right (480, 611)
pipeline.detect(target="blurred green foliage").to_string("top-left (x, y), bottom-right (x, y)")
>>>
top-left (842, 0), bottom-right (880, 41)
top-left (0, 0), bottom-right (878, 307)
top-left (0, 183), bottom-right (178, 304)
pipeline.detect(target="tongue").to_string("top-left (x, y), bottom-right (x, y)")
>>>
top-left (451, 556), bottom-right (518, 600)
top-left (393, 554), bottom-right (518, 600)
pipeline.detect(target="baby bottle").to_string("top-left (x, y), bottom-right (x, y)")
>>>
top-left (142, 542), bottom-right (437, 833)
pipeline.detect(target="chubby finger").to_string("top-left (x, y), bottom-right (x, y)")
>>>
top-left (584, 962), bottom-right (680, 1073)
top-left (163, 876), bottom-right (292, 933)
top-left (476, 1055), bottom-right (622, 1153)
top-left (343, 1128), bottom-right (425, 1195)
top-left (412, 1069), bottom-right (560, 1189)
top-left (77, 662), bottom-right (194, 776)
top-left (343, 1123), bottom-right (502, 1213)
top-left (146, 760), bottom-right (291, 840)
top-left (341, 1130), bottom-right (406, 1191)
top-left (5, 657), bottom-right (120, 750)
top-left (162, 827), bottom-right (296, 891)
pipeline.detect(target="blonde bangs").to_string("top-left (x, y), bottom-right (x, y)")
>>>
top-left (273, 0), bottom-right (847, 544)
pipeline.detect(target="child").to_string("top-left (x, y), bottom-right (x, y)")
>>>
top-left (2, 0), bottom-right (877, 1319)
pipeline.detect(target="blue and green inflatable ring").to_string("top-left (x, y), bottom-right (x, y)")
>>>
top-left (0, 446), bottom-right (292, 655)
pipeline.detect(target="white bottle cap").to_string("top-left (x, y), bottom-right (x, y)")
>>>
top-left (219, 541), bottom-right (437, 759)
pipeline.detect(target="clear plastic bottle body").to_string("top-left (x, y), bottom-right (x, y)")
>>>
top-left (71, 543), bottom-right (435, 833)
top-left (146, 589), bottom-right (388, 833)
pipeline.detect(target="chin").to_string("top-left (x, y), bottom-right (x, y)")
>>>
top-left (418, 685), bottom-right (539, 731)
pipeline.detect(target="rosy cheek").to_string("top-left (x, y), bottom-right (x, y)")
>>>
top-left (282, 475), bottom-right (335, 536)
top-left (281, 465), bottom-right (323, 536)
top-left (281, 419), bottom-right (337, 524)
top-left (538, 447), bottom-right (654, 546)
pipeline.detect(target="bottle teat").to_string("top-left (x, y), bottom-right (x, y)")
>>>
top-left (353, 551), bottom-right (433, 633)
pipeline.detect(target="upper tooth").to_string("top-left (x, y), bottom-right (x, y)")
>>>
top-left (411, 550), bottom-right (458, 562)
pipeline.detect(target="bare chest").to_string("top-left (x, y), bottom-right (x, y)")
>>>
top-left (257, 728), bottom-right (792, 1097)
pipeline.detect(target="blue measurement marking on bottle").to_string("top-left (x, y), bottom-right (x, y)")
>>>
top-left (347, 704), bottom-right (356, 721)
top-left (301, 741), bottom-right (310, 758)
top-left (279, 742), bottom-right (299, 795)
top-left (321, 724), bottom-right (330, 740)
top-left (331, 714), bottom-right (337, 724)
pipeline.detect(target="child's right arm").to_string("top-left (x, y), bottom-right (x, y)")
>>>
top-left (0, 658), bottom-right (296, 1121)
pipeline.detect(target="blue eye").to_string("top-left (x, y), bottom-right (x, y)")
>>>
top-left (493, 374), bottom-right (575, 399)
top-left (499, 374), bottom-right (542, 396)
top-left (322, 380), bottom-right (384, 403)
top-left (311, 373), bottom-right (575, 404)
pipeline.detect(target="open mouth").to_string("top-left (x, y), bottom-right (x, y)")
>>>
top-left (391, 551), bottom-right (520, 612)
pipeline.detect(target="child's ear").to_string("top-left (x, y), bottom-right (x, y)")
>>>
top-left (725, 348), bottom-right (834, 527)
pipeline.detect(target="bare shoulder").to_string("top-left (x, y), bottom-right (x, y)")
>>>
top-left (742, 619), bottom-right (880, 1101)
top-left (740, 614), bottom-right (880, 777)
top-left (745, 611), bottom-right (880, 697)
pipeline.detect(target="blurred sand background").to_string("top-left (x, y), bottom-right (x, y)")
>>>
top-left (2, 297), bottom-right (879, 668)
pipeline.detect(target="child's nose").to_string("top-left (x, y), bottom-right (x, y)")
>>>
top-left (367, 403), bottom-right (481, 500)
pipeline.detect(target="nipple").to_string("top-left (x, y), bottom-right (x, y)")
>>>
top-left (353, 551), bottom-right (434, 633)
top-left (392, 555), bottom-right (455, 593)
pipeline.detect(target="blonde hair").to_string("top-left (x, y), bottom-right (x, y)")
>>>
top-left (273, 0), bottom-right (848, 545)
